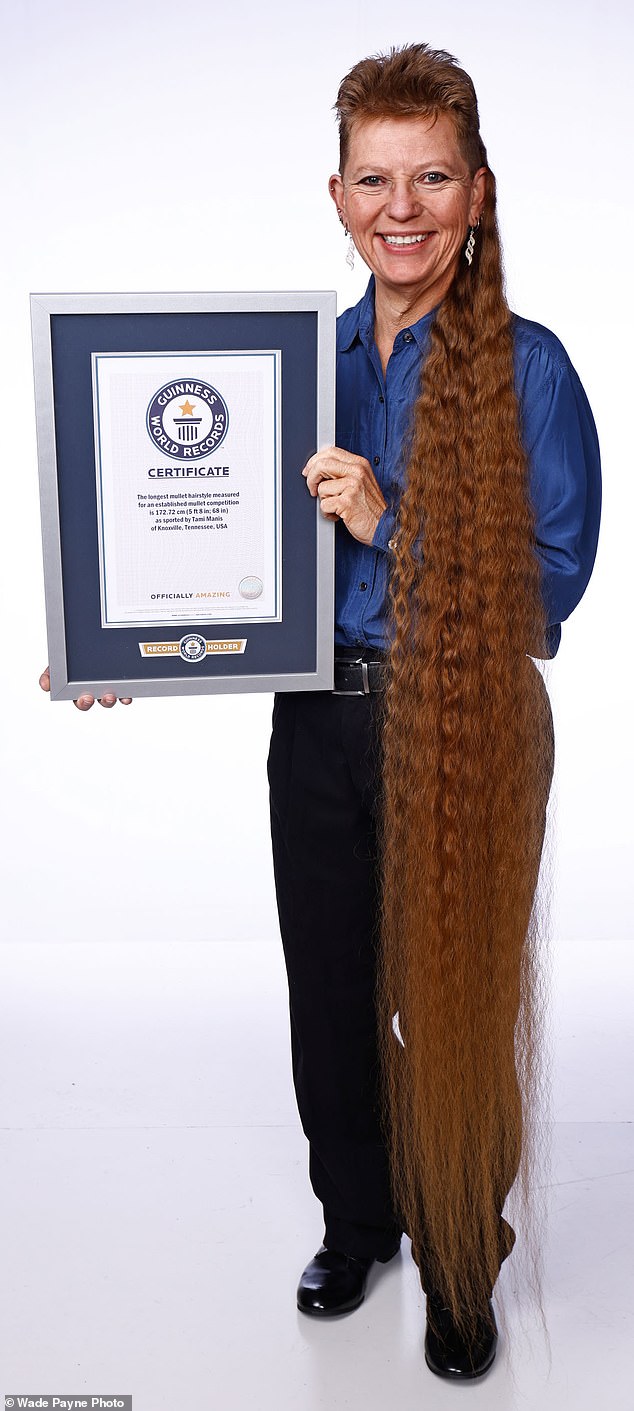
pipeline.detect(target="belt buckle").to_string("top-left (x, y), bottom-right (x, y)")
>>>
top-left (332, 655), bottom-right (370, 696)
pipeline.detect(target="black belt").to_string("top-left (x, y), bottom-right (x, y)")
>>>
top-left (332, 651), bottom-right (387, 695)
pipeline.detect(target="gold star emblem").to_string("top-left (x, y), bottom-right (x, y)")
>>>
top-left (178, 398), bottom-right (196, 416)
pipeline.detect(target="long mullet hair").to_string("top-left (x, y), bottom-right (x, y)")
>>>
top-left (336, 44), bottom-right (556, 1349)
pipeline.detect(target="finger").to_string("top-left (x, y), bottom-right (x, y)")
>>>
top-left (98, 695), bottom-right (117, 708)
top-left (302, 447), bottom-right (335, 477)
top-left (304, 462), bottom-right (332, 496)
top-left (318, 489), bottom-right (343, 518)
top-left (39, 666), bottom-right (50, 693)
top-left (317, 478), bottom-right (347, 503)
top-left (119, 697), bottom-right (133, 705)
top-left (303, 448), bottom-right (362, 495)
top-left (303, 446), bottom-right (362, 475)
top-left (74, 695), bottom-right (95, 710)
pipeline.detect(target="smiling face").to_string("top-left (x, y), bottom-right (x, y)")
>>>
top-left (330, 112), bottom-right (487, 315)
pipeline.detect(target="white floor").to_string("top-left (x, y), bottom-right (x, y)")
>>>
top-left (1, 940), bottom-right (632, 1411)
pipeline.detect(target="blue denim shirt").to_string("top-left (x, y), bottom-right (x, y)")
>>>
top-left (334, 276), bottom-right (602, 657)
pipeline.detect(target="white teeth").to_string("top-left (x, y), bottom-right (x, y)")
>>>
top-left (382, 233), bottom-right (430, 245)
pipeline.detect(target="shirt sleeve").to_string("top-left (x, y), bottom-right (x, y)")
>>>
top-left (371, 505), bottom-right (399, 554)
top-left (519, 341), bottom-right (602, 630)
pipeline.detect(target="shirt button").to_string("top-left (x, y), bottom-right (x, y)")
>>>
top-left (378, 394), bottom-right (385, 404)
top-left (403, 331), bottom-right (413, 342)
top-left (373, 455), bottom-right (380, 466)
top-left (359, 582), bottom-right (368, 591)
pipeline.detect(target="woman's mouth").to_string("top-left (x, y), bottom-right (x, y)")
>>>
top-left (379, 232), bottom-right (433, 246)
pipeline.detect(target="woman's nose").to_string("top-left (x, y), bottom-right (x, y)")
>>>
top-left (384, 178), bottom-right (424, 219)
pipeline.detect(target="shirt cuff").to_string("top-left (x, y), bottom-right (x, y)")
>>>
top-left (371, 508), bottom-right (398, 554)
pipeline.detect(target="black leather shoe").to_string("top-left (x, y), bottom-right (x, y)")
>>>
top-left (424, 1293), bottom-right (498, 1379)
top-left (296, 1245), bottom-right (376, 1316)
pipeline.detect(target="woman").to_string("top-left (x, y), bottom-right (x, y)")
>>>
top-left (40, 39), bottom-right (601, 1383)
top-left (266, 42), bottom-right (601, 1381)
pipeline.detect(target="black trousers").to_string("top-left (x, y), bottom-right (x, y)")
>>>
top-left (266, 683), bottom-right (552, 1286)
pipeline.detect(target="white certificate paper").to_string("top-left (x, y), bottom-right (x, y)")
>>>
top-left (92, 350), bottom-right (281, 627)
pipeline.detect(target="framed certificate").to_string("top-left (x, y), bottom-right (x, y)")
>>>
top-left (31, 291), bottom-right (336, 699)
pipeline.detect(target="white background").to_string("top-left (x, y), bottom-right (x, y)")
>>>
top-left (0, 0), bottom-right (631, 1177)
top-left (1, 4), bottom-right (632, 1405)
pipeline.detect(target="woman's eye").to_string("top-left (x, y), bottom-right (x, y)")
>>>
top-left (358, 175), bottom-right (384, 187)
top-left (420, 171), bottom-right (448, 185)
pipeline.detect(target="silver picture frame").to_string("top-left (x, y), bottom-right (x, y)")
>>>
top-left (31, 290), bottom-right (336, 700)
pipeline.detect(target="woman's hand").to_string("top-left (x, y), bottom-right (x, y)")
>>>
top-left (303, 447), bottom-right (387, 546)
top-left (39, 666), bottom-right (133, 711)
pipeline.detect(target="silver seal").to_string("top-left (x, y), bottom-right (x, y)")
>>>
top-left (239, 575), bottom-right (263, 600)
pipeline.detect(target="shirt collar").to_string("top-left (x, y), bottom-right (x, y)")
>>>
top-left (338, 274), bottom-right (441, 354)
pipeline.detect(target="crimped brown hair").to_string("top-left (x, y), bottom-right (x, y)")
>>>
top-left (335, 44), bottom-right (556, 1354)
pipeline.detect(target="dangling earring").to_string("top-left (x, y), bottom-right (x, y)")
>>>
top-left (464, 218), bottom-right (480, 266)
top-left (337, 207), bottom-right (355, 270)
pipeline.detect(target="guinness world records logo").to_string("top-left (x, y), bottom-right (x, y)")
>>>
top-left (146, 379), bottom-right (229, 460)
top-left (179, 633), bottom-right (207, 662)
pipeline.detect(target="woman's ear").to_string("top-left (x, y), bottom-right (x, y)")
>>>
top-left (469, 166), bottom-right (488, 227)
top-left (328, 173), bottom-right (346, 225)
